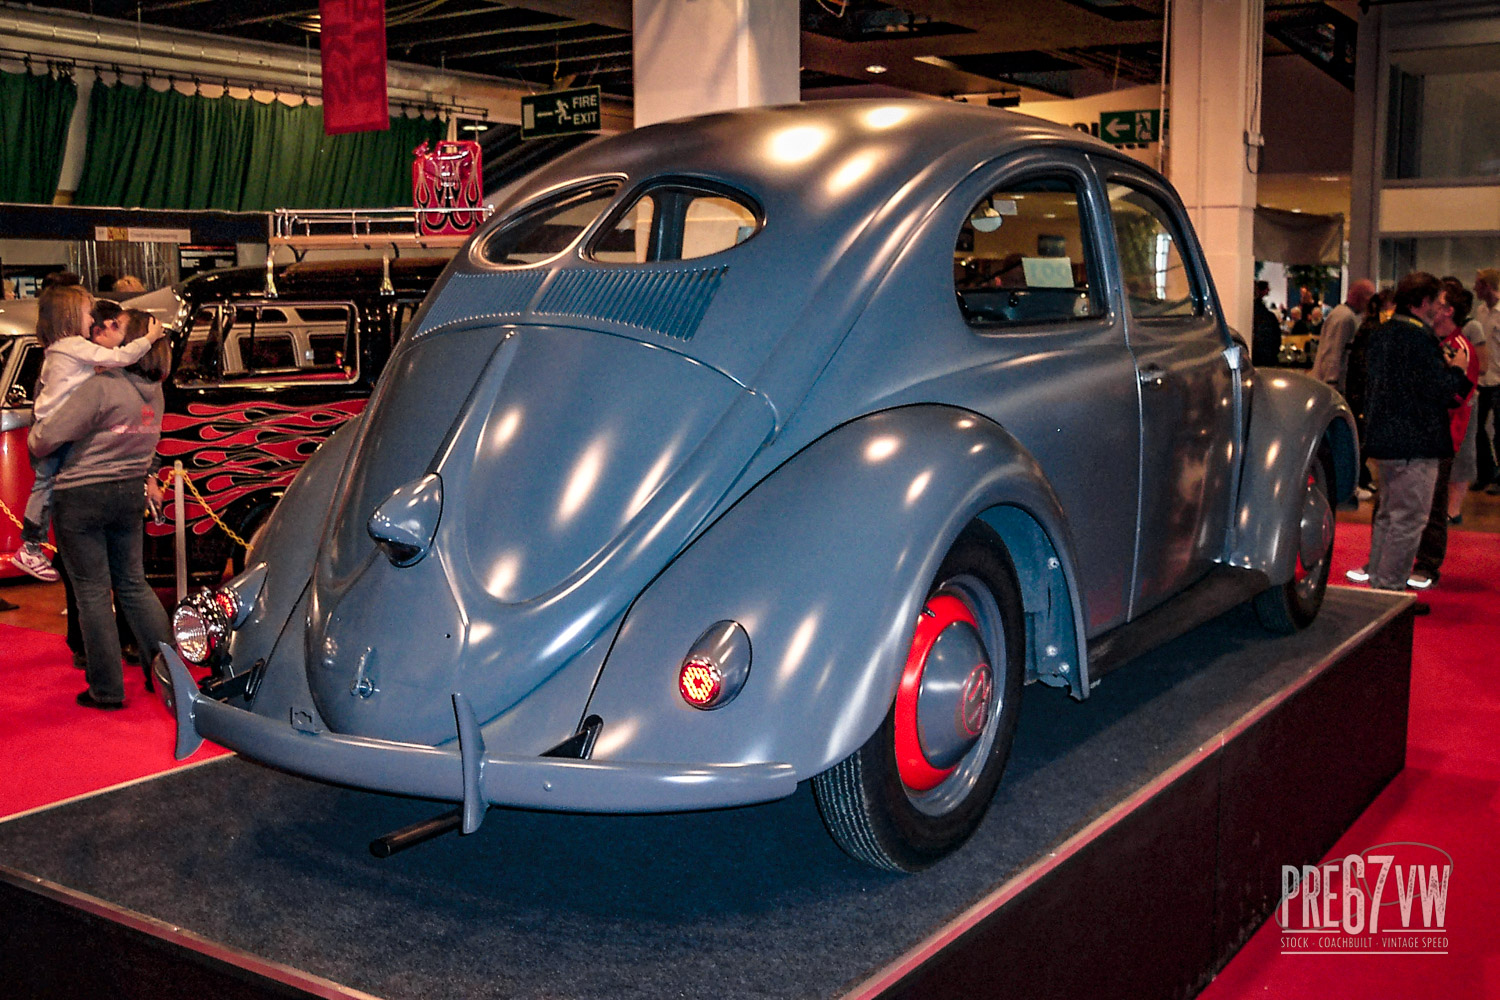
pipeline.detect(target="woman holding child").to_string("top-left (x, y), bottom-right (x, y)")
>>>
top-left (27, 293), bottom-right (173, 710)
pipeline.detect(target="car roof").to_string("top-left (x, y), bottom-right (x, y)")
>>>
top-left (492, 99), bottom-right (1119, 230)
top-left (178, 257), bottom-right (450, 303)
top-left (0, 298), bottom-right (37, 340)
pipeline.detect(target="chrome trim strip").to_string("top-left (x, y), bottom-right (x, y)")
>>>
top-left (0, 755), bottom-right (232, 826)
top-left (841, 589), bottom-right (1412, 999)
top-left (0, 865), bottom-right (383, 1000)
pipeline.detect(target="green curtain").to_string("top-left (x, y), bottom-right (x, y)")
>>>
top-left (75, 80), bottom-right (445, 211)
top-left (0, 67), bottom-right (79, 204)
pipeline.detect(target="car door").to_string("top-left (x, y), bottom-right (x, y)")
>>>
top-left (942, 153), bottom-right (1143, 635)
top-left (1095, 160), bottom-right (1240, 617)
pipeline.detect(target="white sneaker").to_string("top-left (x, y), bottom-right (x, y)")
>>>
top-left (1407, 573), bottom-right (1435, 590)
top-left (12, 543), bottom-right (59, 582)
top-left (1344, 566), bottom-right (1370, 583)
top-left (1355, 487), bottom-right (1374, 501)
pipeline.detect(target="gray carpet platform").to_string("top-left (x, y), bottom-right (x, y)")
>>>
top-left (0, 587), bottom-right (1410, 1000)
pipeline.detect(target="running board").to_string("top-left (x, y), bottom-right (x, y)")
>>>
top-left (1087, 566), bottom-right (1271, 684)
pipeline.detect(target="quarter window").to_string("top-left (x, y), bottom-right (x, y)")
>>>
top-left (1107, 183), bottom-right (1200, 318)
top-left (478, 184), bottom-right (619, 266)
top-left (592, 183), bottom-right (760, 263)
top-left (954, 176), bottom-right (1101, 327)
top-left (173, 301), bottom-right (357, 386)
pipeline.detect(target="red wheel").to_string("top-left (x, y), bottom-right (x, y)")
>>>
top-left (813, 522), bottom-right (1025, 871)
top-left (1255, 445), bottom-right (1334, 633)
top-left (893, 593), bottom-right (994, 793)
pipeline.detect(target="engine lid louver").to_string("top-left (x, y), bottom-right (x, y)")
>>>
top-left (415, 265), bottom-right (726, 342)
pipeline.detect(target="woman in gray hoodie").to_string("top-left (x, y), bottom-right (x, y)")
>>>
top-left (29, 310), bottom-right (172, 709)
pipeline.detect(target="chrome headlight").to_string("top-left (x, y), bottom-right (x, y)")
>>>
top-left (172, 590), bottom-right (231, 665)
top-left (171, 563), bottom-right (267, 667)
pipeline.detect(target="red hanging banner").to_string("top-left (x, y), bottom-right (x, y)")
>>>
top-left (320, 0), bottom-right (388, 135)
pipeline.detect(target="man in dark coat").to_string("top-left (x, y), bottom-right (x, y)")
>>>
top-left (1251, 279), bottom-right (1281, 368)
top-left (1361, 272), bottom-right (1473, 597)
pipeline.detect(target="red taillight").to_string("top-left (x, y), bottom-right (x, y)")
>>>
top-left (678, 658), bottom-right (722, 708)
top-left (213, 590), bottom-right (239, 622)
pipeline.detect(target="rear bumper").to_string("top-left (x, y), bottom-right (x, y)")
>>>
top-left (158, 646), bottom-right (798, 831)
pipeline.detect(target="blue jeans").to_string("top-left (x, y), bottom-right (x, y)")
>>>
top-left (21, 449), bottom-right (64, 545)
top-left (53, 478), bottom-right (171, 704)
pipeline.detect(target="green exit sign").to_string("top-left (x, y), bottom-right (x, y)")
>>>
top-left (1099, 109), bottom-right (1162, 145)
top-left (521, 86), bottom-right (602, 139)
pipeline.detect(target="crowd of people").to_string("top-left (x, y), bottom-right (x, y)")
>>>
top-left (1296, 269), bottom-right (1497, 614)
top-left (13, 272), bottom-right (173, 709)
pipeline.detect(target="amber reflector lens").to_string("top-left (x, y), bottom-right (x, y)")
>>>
top-left (678, 659), bottom-right (722, 708)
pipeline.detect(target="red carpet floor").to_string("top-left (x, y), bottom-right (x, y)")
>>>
top-left (1203, 522), bottom-right (1500, 1000)
top-left (0, 624), bottom-right (226, 819)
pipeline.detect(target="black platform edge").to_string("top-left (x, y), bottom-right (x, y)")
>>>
top-left (845, 595), bottom-right (1414, 1000)
top-left (0, 866), bottom-right (377, 1000)
top-left (0, 595), bottom-right (1414, 1000)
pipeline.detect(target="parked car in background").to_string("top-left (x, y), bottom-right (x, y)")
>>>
top-left (0, 299), bottom-right (43, 580)
top-left (161, 101), bottom-right (1357, 872)
top-left (143, 257), bottom-right (447, 593)
top-left (1279, 330), bottom-right (1317, 367)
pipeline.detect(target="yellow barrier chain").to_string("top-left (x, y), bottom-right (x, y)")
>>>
top-left (158, 467), bottom-right (251, 549)
top-left (0, 468), bottom-right (249, 560)
top-left (0, 496), bottom-right (57, 554)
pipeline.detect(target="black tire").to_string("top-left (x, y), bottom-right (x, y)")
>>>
top-left (1254, 445), bottom-right (1335, 633)
top-left (812, 522), bottom-right (1026, 872)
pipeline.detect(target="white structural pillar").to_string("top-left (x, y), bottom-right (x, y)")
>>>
top-left (1168, 0), bottom-right (1263, 337)
top-left (633, 0), bottom-right (800, 128)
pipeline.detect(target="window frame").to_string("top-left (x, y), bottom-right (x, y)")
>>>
top-left (952, 165), bottom-right (1109, 332)
top-left (1097, 166), bottom-right (1212, 324)
top-left (172, 298), bottom-right (361, 389)
top-left (472, 179), bottom-right (624, 270)
top-left (7, 341), bottom-right (44, 408)
top-left (586, 176), bottom-right (765, 265)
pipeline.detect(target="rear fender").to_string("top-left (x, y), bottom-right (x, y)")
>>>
top-left (1229, 371), bottom-right (1357, 583)
top-left (582, 405), bottom-right (1088, 779)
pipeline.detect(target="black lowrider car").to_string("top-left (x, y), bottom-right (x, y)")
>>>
top-left (144, 257), bottom-right (447, 591)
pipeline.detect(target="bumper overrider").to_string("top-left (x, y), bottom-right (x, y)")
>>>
top-left (157, 645), bottom-right (798, 833)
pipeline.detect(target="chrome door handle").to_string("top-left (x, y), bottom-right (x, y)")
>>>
top-left (1138, 364), bottom-right (1166, 386)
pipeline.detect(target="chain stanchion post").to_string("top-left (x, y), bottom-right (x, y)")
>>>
top-left (173, 461), bottom-right (187, 602)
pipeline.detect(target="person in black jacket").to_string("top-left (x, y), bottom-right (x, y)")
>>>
top-left (1251, 279), bottom-right (1281, 368)
top-left (1360, 272), bottom-right (1473, 598)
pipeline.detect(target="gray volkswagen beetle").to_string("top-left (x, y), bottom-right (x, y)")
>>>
top-left (160, 100), bottom-right (1356, 872)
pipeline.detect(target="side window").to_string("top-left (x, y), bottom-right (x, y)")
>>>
top-left (478, 183), bottom-right (619, 266)
top-left (592, 183), bottom-right (760, 263)
top-left (1107, 182), bottom-right (1200, 318)
top-left (174, 302), bottom-right (357, 386)
top-left (954, 176), bottom-right (1101, 327)
top-left (241, 333), bottom-right (296, 371)
top-left (7, 344), bottom-right (44, 406)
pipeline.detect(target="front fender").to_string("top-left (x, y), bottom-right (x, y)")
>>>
top-left (582, 404), bottom-right (1085, 780)
top-left (1229, 370), bottom-right (1357, 583)
top-left (223, 414), bottom-right (365, 677)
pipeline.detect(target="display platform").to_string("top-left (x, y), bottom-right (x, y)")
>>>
top-left (0, 587), bottom-right (1413, 1000)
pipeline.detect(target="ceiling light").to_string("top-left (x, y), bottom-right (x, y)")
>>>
top-left (865, 64), bottom-right (888, 74)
